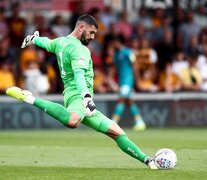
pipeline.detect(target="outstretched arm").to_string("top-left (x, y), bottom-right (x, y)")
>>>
top-left (34, 37), bottom-right (59, 53)
top-left (21, 31), bottom-right (59, 53)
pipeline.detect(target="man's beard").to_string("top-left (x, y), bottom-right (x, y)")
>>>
top-left (80, 31), bottom-right (90, 46)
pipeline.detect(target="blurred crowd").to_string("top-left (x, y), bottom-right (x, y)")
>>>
top-left (0, 2), bottom-right (207, 95)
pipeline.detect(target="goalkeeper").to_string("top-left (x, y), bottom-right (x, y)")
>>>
top-left (6, 14), bottom-right (157, 169)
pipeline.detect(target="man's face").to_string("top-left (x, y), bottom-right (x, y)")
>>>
top-left (80, 24), bottom-right (97, 46)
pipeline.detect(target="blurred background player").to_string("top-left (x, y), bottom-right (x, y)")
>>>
top-left (110, 35), bottom-right (146, 131)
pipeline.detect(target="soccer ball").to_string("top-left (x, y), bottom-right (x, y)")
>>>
top-left (154, 148), bottom-right (177, 169)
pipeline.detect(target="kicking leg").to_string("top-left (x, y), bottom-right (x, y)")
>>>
top-left (6, 86), bottom-right (81, 128)
top-left (82, 111), bottom-right (157, 169)
top-left (108, 122), bottom-right (157, 169)
top-left (108, 122), bottom-right (147, 162)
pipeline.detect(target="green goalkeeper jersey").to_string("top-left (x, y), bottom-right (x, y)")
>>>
top-left (34, 35), bottom-right (94, 97)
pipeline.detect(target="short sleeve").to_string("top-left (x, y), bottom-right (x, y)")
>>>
top-left (70, 45), bottom-right (91, 70)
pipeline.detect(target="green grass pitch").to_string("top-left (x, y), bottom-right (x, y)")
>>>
top-left (0, 128), bottom-right (206, 180)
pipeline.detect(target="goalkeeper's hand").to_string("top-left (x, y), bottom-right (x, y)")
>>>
top-left (83, 93), bottom-right (96, 116)
top-left (21, 31), bottom-right (39, 48)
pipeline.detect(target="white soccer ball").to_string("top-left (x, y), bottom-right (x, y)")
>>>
top-left (154, 148), bottom-right (177, 169)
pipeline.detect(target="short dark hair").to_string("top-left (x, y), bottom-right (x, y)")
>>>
top-left (77, 14), bottom-right (98, 29)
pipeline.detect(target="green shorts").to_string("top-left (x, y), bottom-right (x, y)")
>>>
top-left (64, 94), bottom-right (85, 120)
top-left (64, 94), bottom-right (113, 133)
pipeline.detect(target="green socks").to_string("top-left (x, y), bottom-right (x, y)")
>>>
top-left (34, 98), bottom-right (70, 126)
top-left (115, 134), bottom-right (147, 163)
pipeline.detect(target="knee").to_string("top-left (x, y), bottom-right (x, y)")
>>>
top-left (68, 122), bottom-right (79, 129)
top-left (107, 122), bottom-right (125, 139)
top-left (67, 112), bottom-right (81, 129)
